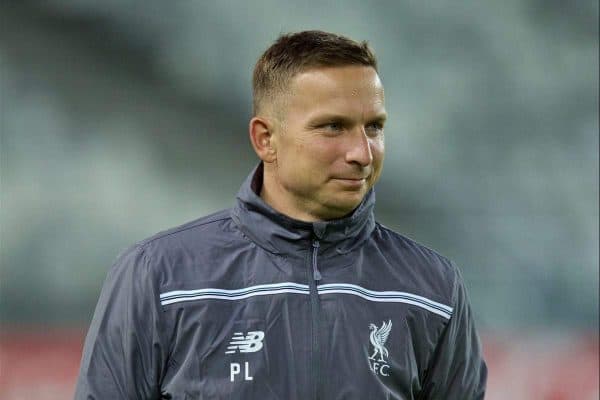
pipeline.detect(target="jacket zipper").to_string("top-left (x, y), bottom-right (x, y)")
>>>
top-left (309, 239), bottom-right (322, 399)
top-left (312, 240), bottom-right (322, 280)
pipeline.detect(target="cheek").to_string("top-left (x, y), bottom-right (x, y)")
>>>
top-left (278, 139), bottom-right (330, 179)
top-left (371, 138), bottom-right (385, 164)
top-left (369, 139), bottom-right (385, 184)
top-left (300, 138), bottom-right (341, 165)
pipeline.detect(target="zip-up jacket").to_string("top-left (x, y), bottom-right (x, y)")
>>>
top-left (75, 164), bottom-right (487, 399)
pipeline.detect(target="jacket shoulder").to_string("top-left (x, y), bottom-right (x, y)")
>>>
top-left (112, 208), bottom-right (237, 280)
top-left (373, 222), bottom-right (459, 303)
top-left (115, 209), bottom-right (232, 263)
top-left (139, 208), bottom-right (232, 247)
top-left (375, 222), bottom-right (452, 264)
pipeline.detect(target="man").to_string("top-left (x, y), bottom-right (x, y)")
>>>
top-left (75, 30), bottom-right (487, 399)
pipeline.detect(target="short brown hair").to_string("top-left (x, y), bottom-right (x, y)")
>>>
top-left (252, 30), bottom-right (378, 116)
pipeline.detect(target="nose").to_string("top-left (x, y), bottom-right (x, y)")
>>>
top-left (345, 127), bottom-right (373, 167)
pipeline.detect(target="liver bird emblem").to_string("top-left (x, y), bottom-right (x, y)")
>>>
top-left (369, 320), bottom-right (392, 362)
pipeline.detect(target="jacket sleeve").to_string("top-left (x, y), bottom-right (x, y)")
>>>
top-left (74, 245), bottom-right (166, 400)
top-left (419, 265), bottom-right (487, 400)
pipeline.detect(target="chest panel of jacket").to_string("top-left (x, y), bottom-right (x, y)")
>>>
top-left (158, 245), bottom-right (451, 400)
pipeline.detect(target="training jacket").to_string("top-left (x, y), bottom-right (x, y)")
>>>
top-left (75, 164), bottom-right (487, 400)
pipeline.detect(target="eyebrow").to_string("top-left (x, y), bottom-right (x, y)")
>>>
top-left (310, 113), bottom-right (387, 125)
top-left (368, 113), bottom-right (388, 123)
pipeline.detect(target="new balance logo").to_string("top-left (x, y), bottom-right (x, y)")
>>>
top-left (225, 331), bottom-right (265, 354)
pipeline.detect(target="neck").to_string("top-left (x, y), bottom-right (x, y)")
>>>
top-left (232, 163), bottom-right (377, 255)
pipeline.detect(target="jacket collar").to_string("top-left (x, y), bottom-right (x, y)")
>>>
top-left (231, 163), bottom-right (376, 256)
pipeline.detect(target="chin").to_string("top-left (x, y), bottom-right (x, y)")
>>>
top-left (327, 194), bottom-right (365, 217)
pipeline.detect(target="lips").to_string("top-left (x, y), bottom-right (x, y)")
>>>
top-left (332, 177), bottom-right (369, 189)
top-left (334, 177), bottom-right (368, 181)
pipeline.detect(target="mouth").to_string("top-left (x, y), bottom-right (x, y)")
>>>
top-left (333, 176), bottom-right (368, 182)
top-left (332, 177), bottom-right (368, 189)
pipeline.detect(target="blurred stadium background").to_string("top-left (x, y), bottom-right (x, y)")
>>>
top-left (1, 1), bottom-right (598, 398)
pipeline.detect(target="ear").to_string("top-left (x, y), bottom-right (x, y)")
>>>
top-left (249, 116), bottom-right (277, 163)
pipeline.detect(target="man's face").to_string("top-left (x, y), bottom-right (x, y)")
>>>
top-left (269, 65), bottom-right (386, 221)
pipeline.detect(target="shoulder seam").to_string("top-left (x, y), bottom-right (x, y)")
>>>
top-left (375, 222), bottom-right (453, 266)
top-left (139, 212), bottom-right (232, 249)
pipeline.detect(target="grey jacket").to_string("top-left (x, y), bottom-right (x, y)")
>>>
top-left (75, 165), bottom-right (487, 399)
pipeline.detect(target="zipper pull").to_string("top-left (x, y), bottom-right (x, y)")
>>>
top-left (312, 240), bottom-right (322, 281)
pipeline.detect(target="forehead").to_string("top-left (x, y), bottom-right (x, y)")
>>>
top-left (285, 66), bottom-right (385, 117)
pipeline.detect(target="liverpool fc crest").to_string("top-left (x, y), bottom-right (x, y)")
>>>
top-left (368, 320), bottom-right (392, 376)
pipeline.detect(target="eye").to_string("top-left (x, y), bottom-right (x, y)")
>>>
top-left (317, 122), bottom-right (344, 134)
top-left (323, 122), bottom-right (343, 131)
top-left (365, 122), bottom-right (384, 136)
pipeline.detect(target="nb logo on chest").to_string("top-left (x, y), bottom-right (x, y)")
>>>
top-left (225, 331), bottom-right (265, 354)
